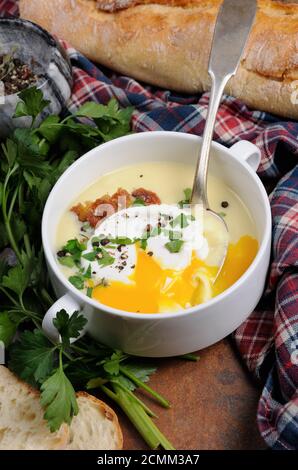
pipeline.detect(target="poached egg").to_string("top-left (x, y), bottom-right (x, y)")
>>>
top-left (79, 204), bottom-right (258, 313)
top-left (81, 204), bottom-right (214, 313)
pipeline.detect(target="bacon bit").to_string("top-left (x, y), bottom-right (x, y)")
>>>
top-left (71, 194), bottom-right (113, 228)
top-left (71, 188), bottom-right (132, 228)
top-left (110, 188), bottom-right (132, 210)
top-left (71, 187), bottom-right (159, 227)
top-left (131, 188), bottom-right (161, 205)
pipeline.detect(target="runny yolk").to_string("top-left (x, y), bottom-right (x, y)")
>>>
top-left (92, 235), bottom-right (259, 313)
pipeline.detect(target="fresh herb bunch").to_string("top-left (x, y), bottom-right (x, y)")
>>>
top-left (0, 87), bottom-right (195, 449)
top-left (9, 309), bottom-right (175, 449)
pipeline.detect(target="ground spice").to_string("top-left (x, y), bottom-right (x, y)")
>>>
top-left (0, 55), bottom-right (40, 95)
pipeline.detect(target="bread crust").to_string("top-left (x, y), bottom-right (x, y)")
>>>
top-left (75, 391), bottom-right (123, 449)
top-left (19, 0), bottom-right (298, 118)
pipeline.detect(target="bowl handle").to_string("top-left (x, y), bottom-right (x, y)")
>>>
top-left (228, 140), bottom-right (261, 172)
top-left (42, 293), bottom-right (88, 343)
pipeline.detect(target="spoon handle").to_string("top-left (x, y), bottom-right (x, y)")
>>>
top-left (191, 0), bottom-right (257, 208)
top-left (191, 73), bottom-right (229, 208)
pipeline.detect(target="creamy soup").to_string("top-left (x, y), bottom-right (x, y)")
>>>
top-left (56, 161), bottom-right (258, 313)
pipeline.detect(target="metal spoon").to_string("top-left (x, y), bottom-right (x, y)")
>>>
top-left (191, 0), bottom-right (257, 276)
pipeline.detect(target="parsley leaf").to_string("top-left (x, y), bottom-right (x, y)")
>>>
top-left (2, 252), bottom-right (34, 298)
top-left (165, 239), bottom-right (184, 253)
top-left (40, 358), bottom-right (78, 432)
top-left (60, 239), bottom-right (87, 267)
top-left (63, 239), bottom-right (86, 257)
top-left (37, 115), bottom-right (62, 143)
top-left (103, 351), bottom-right (125, 376)
top-left (109, 237), bottom-right (134, 245)
top-left (68, 274), bottom-right (85, 290)
top-left (14, 87), bottom-right (50, 124)
top-left (0, 311), bottom-right (18, 346)
top-left (9, 329), bottom-right (56, 384)
top-left (97, 248), bottom-right (115, 267)
top-left (86, 376), bottom-right (108, 390)
top-left (74, 101), bottom-right (116, 119)
top-left (132, 198), bottom-right (146, 207)
top-left (1, 138), bottom-right (17, 167)
top-left (122, 362), bottom-right (157, 384)
top-left (166, 230), bottom-right (183, 240)
top-left (178, 188), bottom-right (192, 208)
top-left (82, 251), bottom-right (97, 262)
top-left (58, 256), bottom-right (75, 268)
top-left (53, 309), bottom-right (87, 347)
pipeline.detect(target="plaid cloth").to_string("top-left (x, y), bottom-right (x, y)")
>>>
top-left (1, 0), bottom-right (298, 450)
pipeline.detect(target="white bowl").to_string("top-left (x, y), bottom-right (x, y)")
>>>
top-left (42, 132), bottom-right (271, 357)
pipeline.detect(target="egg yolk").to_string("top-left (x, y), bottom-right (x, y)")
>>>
top-left (92, 235), bottom-right (258, 313)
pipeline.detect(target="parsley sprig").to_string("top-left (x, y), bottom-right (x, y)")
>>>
top-left (8, 310), bottom-right (175, 449)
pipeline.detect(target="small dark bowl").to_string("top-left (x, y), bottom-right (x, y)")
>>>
top-left (0, 18), bottom-right (73, 138)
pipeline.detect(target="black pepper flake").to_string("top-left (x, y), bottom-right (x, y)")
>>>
top-left (122, 261), bottom-right (127, 266)
top-left (139, 174), bottom-right (143, 178)
top-left (92, 241), bottom-right (100, 247)
top-left (118, 266), bottom-right (124, 271)
top-left (221, 201), bottom-right (229, 208)
top-left (131, 264), bottom-right (135, 269)
top-left (92, 271), bottom-right (97, 275)
top-left (146, 224), bottom-right (152, 232)
top-left (147, 251), bottom-right (153, 256)
top-left (57, 250), bottom-right (67, 258)
top-left (117, 244), bottom-right (125, 252)
top-left (100, 238), bottom-right (110, 246)
top-left (120, 253), bottom-right (128, 260)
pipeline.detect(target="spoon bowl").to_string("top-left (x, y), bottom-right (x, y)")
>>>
top-left (203, 209), bottom-right (229, 278)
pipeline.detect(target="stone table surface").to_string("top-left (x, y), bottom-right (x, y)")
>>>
top-left (114, 339), bottom-right (266, 450)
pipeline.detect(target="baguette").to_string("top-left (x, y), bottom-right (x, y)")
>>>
top-left (19, 0), bottom-right (298, 119)
top-left (0, 366), bottom-right (123, 450)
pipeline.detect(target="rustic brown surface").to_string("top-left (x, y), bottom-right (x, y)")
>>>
top-left (116, 339), bottom-right (266, 450)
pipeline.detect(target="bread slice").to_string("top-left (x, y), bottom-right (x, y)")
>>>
top-left (0, 366), bottom-right (123, 450)
top-left (0, 366), bottom-right (69, 450)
